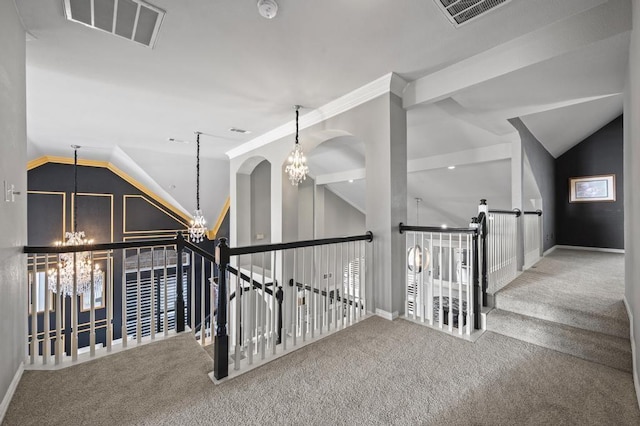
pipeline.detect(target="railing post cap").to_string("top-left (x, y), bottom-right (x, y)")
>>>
top-left (215, 237), bottom-right (229, 265)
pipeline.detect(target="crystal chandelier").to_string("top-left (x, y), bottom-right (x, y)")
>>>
top-left (285, 105), bottom-right (309, 186)
top-left (48, 146), bottom-right (103, 296)
top-left (189, 132), bottom-right (207, 243)
top-left (407, 198), bottom-right (430, 273)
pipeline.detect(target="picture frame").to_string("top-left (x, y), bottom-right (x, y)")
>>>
top-left (569, 174), bottom-right (616, 203)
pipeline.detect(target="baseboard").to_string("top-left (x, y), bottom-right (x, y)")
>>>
top-left (0, 362), bottom-right (24, 423)
top-left (375, 309), bottom-right (398, 321)
top-left (543, 245), bottom-right (557, 256)
top-left (623, 296), bottom-right (640, 410)
top-left (555, 245), bottom-right (625, 254)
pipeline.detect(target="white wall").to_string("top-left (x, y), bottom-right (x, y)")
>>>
top-left (624, 0), bottom-right (640, 407)
top-left (250, 160), bottom-right (271, 244)
top-left (0, 0), bottom-right (27, 416)
top-left (323, 187), bottom-right (365, 238)
top-left (298, 178), bottom-right (315, 240)
top-left (230, 92), bottom-right (407, 318)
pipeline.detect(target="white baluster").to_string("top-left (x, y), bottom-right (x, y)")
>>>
top-left (163, 248), bottom-right (168, 336)
top-left (136, 248), bottom-right (141, 344)
top-left (44, 254), bottom-right (51, 365)
top-left (107, 251), bottom-right (113, 352)
top-left (55, 255), bottom-right (62, 364)
top-left (200, 256), bottom-right (205, 346)
top-left (448, 234), bottom-right (453, 332)
top-left (90, 251), bottom-right (96, 356)
top-left (150, 248), bottom-right (155, 340)
top-left (30, 255), bottom-right (37, 365)
top-left (191, 251), bottom-right (195, 336)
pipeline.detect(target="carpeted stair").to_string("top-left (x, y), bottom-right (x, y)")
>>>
top-left (487, 309), bottom-right (632, 373)
top-left (487, 249), bottom-right (632, 373)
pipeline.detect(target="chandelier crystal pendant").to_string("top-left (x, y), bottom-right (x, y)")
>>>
top-left (189, 132), bottom-right (207, 243)
top-left (285, 105), bottom-right (309, 186)
top-left (48, 146), bottom-right (103, 297)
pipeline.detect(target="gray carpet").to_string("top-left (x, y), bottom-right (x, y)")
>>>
top-left (488, 309), bottom-right (632, 372)
top-left (4, 316), bottom-right (639, 425)
top-left (488, 247), bottom-right (631, 373)
top-left (494, 248), bottom-right (628, 338)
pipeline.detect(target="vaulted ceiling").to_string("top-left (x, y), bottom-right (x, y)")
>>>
top-left (16, 0), bottom-right (630, 228)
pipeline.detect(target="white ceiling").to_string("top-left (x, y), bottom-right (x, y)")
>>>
top-left (16, 0), bottom-right (631, 227)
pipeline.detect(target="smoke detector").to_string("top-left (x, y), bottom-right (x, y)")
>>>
top-left (257, 0), bottom-right (278, 19)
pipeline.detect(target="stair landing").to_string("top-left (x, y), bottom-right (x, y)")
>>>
top-left (487, 248), bottom-right (631, 372)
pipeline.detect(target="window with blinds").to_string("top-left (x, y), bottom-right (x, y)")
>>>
top-left (125, 271), bottom-right (187, 338)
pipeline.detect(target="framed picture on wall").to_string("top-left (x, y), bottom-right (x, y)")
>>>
top-left (569, 174), bottom-right (616, 203)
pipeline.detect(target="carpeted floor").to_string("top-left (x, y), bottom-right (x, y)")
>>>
top-left (4, 315), bottom-right (639, 425)
top-left (488, 248), bottom-right (632, 372)
top-left (493, 248), bottom-right (628, 337)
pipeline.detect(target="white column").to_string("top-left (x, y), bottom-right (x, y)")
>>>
top-left (511, 133), bottom-right (524, 271)
top-left (365, 93), bottom-right (407, 319)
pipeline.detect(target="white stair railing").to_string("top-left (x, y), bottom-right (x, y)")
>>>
top-left (486, 209), bottom-right (520, 295)
top-left (400, 224), bottom-right (479, 336)
top-left (523, 210), bottom-right (543, 269)
top-left (24, 234), bottom-right (218, 369)
top-left (213, 232), bottom-right (372, 380)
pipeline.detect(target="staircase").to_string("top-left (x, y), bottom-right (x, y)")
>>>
top-left (486, 248), bottom-right (632, 373)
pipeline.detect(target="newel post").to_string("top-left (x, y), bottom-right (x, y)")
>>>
top-left (276, 286), bottom-right (283, 345)
top-left (477, 199), bottom-right (488, 308)
top-left (176, 232), bottom-right (186, 333)
top-left (214, 238), bottom-right (229, 380)
top-left (470, 217), bottom-right (480, 330)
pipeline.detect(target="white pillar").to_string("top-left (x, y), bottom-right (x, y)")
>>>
top-left (365, 93), bottom-right (407, 319)
top-left (511, 134), bottom-right (525, 271)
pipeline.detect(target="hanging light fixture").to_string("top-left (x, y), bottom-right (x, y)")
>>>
top-left (407, 198), bottom-right (430, 273)
top-left (48, 146), bottom-right (103, 296)
top-left (189, 131), bottom-right (207, 243)
top-left (285, 105), bottom-right (309, 186)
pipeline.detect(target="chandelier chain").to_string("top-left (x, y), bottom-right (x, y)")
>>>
top-left (285, 105), bottom-right (309, 186)
top-left (189, 131), bottom-right (207, 243)
top-left (74, 148), bottom-right (78, 232)
top-left (196, 132), bottom-right (200, 211)
top-left (295, 107), bottom-right (299, 145)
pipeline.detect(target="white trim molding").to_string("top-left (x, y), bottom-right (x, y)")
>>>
top-left (543, 245), bottom-right (557, 256)
top-left (555, 245), bottom-right (625, 254)
top-left (623, 297), bottom-right (640, 410)
top-left (375, 309), bottom-right (399, 321)
top-left (226, 73), bottom-right (408, 159)
top-left (0, 362), bottom-right (24, 423)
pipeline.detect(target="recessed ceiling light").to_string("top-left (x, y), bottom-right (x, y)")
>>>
top-left (348, 179), bottom-right (354, 183)
top-left (441, 224), bottom-right (448, 229)
top-left (448, 166), bottom-right (456, 170)
top-left (229, 127), bottom-right (251, 134)
top-left (168, 138), bottom-right (189, 144)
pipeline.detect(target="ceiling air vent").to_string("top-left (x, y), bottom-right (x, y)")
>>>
top-left (63, 0), bottom-right (165, 48)
top-left (434, 0), bottom-right (512, 27)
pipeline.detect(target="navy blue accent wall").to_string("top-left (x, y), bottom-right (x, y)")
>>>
top-left (509, 118), bottom-right (556, 251)
top-left (27, 163), bottom-right (219, 353)
top-left (555, 115), bottom-right (624, 249)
